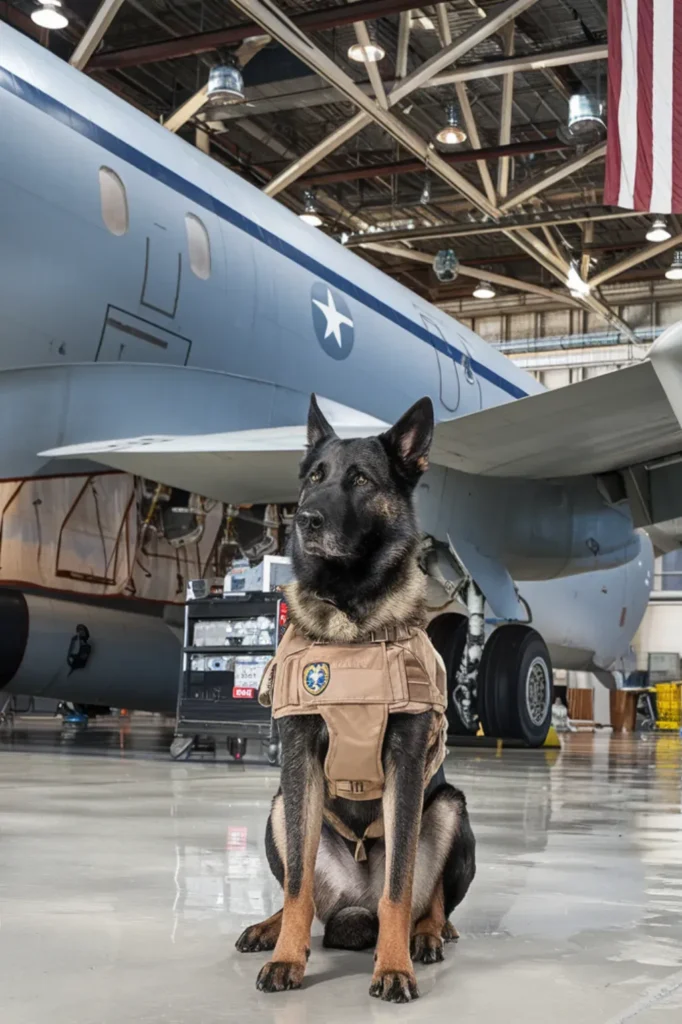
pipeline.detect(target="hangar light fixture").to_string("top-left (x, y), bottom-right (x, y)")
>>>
top-left (433, 250), bottom-right (459, 283)
top-left (206, 62), bottom-right (245, 104)
top-left (665, 250), bottom-right (682, 280)
top-left (646, 217), bottom-right (671, 243)
top-left (348, 25), bottom-right (385, 64)
top-left (435, 104), bottom-right (467, 146)
top-left (558, 91), bottom-right (606, 145)
top-left (31, 1), bottom-right (68, 29)
top-left (473, 280), bottom-right (496, 300)
top-left (299, 191), bottom-right (323, 228)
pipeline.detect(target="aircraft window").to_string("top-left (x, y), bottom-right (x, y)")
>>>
top-left (185, 213), bottom-right (211, 279)
top-left (98, 167), bottom-right (129, 236)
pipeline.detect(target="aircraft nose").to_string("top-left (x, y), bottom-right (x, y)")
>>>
top-left (298, 509), bottom-right (324, 531)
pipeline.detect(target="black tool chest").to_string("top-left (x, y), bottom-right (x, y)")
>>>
top-left (170, 591), bottom-right (286, 762)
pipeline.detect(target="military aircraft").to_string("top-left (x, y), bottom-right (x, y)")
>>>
top-left (2, 22), bottom-right (681, 743)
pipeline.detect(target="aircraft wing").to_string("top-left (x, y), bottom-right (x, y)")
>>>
top-left (41, 323), bottom-right (682, 519)
top-left (39, 425), bottom-right (376, 506)
top-left (428, 319), bottom-right (682, 480)
top-left (430, 357), bottom-right (681, 477)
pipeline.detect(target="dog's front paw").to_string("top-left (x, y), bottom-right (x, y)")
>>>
top-left (256, 961), bottom-right (305, 993)
top-left (369, 970), bottom-right (419, 1003)
top-left (411, 933), bottom-right (444, 964)
top-left (442, 920), bottom-right (459, 942)
top-left (236, 923), bottom-right (278, 953)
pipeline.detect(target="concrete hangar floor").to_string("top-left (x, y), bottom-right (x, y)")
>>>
top-left (1, 723), bottom-right (681, 1024)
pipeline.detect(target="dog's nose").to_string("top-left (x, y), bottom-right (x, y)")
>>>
top-left (298, 509), bottom-right (324, 531)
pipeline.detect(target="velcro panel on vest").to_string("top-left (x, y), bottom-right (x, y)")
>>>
top-left (321, 704), bottom-right (388, 801)
top-left (395, 633), bottom-right (447, 713)
top-left (272, 641), bottom-right (407, 716)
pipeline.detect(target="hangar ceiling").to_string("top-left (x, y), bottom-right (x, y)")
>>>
top-left (5, 0), bottom-right (681, 333)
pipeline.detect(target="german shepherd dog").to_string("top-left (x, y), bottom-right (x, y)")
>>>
top-left (236, 395), bottom-right (476, 1002)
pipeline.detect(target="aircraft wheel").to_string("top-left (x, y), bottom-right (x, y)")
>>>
top-left (427, 613), bottom-right (475, 736)
top-left (478, 626), bottom-right (553, 747)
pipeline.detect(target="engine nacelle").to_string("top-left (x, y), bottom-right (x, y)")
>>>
top-left (0, 590), bottom-right (180, 711)
top-left (419, 467), bottom-right (640, 582)
top-left (518, 532), bottom-right (654, 672)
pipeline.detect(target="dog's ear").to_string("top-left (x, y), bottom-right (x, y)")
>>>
top-left (307, 394), bottom-right (336, 449)
top-left (380, 397), bottom-right (434, 482)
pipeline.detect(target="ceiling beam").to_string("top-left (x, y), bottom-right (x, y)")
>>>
top-left (388, 0), bottom-right (540, 105)
top-left (263, 114), bottom-right (370, 197)
top-left (496, 22), bottom-right (515, 199)
top-left (237, 118), bottom-right (372, 232)
top-left (507, 228), bottom-right (637, 341)
top-left (434, 3), bottom-right (450, 46)
top-left (212, 44), bottom-right (608, 122)
top-left (164, 85), bottom-right (209, 133)
top-left (87, 0), bottom-right (421, 71)
top-left (353, 21), bottom-right (388, 108)
top-left (499, 142), bottom-right (607, 212)
top-left (211, 44), bottom-right (608, 123)
top-left (300, 137), bottom-right (569, 185)
top-left (362, 241), bottom-right (582, 305)
top-left (395, 9), bottom-right (411, 78)
top-left (511, 226), bottom-right (566, 275)
top-left (429, 41), bottom-right (607, 87)
top-left (580, 221), bottom-right (594, 280)
top-left (195, 127), bottom-right (211, 154)
top-left (234, 0), bottom-right (500, 217)
top-left (540, 225), bottom-right (564, 263)
top-left (263, 0), bottom-right (536, 199)
top-left (433, 2), bottom-right (496, 207)
top-left (343, 206), bottom-right (642, 246)
top-left (588, 233), bottom-right (682, 288)
top-left (69, 0), bottom-right (127, 71)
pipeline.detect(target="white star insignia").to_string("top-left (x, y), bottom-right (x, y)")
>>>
top-left (312, 288), bottom-right (354, 347)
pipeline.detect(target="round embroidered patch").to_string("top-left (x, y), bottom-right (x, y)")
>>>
top-left (303, 662), bottom-right (330, 695)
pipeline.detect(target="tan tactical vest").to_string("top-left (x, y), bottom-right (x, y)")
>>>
top-left (259, 625), bottom-right (448, 806)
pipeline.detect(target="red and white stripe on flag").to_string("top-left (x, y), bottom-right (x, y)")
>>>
top-left (604, 0), bottom-right (682, 212)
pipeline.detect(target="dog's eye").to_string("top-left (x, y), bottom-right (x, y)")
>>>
top-left (309, 469), bottom-right (322, 484)
top-left (354, 474), bottom-right (368, 486)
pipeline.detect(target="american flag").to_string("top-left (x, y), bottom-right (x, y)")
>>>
top-left (604, 0), bottom-right (682, 212)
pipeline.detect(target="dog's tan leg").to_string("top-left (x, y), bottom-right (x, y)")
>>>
top-left (411, 880), bottom-right (447, 964)
top-left (256, 723), bottom-right (324, 993)
top-left (370, 724), bottom-right (429, 1004)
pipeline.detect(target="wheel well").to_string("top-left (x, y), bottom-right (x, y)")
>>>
top-left (488, 623), bottom-right (537, 644)
top-left (427, 611), bottom-right (466, 640)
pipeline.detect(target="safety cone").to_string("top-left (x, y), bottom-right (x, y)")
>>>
top-left (543, 725), bottom-right (561, 748)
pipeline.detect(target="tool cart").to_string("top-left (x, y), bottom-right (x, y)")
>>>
top-left (170, 588), bottom-right (288, 763)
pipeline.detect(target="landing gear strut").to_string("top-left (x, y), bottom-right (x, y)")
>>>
top-left (453, 580), bottom-right (485, 732)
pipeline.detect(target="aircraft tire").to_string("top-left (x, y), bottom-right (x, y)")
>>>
top-left (427, 613), bottom-right (476, 736)
top-left (478, 626), bottom-right (553, 747)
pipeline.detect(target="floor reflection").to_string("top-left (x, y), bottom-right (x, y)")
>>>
top-left (0, 724), bottom-right (681, 1022)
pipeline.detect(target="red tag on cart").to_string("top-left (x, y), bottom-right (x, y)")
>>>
top-left (232, 686), bottom-right (255, 699)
